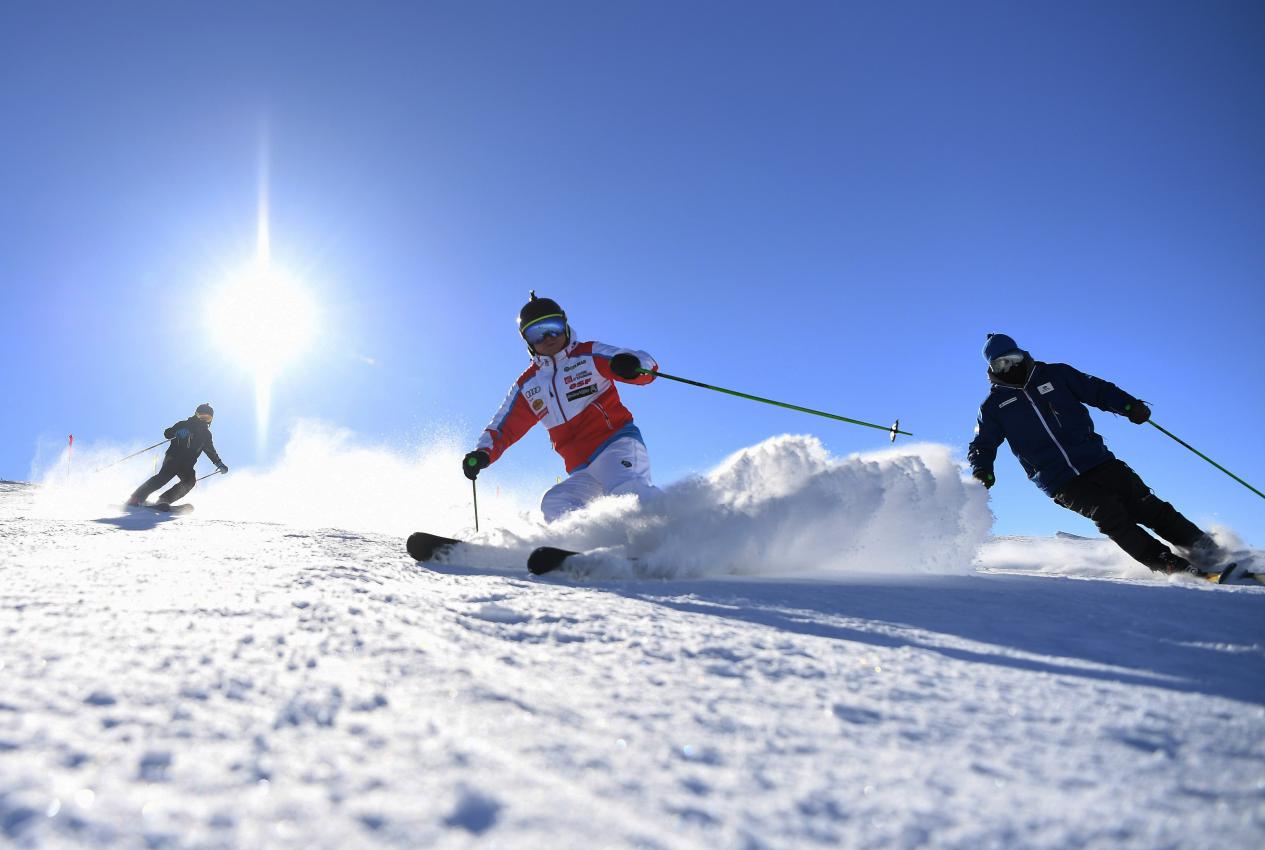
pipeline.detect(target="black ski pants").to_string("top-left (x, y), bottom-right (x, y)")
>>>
top-left (1053, 458), bottom-right (1203, 570)
top-left (132, 457), bottom-right (197, 505)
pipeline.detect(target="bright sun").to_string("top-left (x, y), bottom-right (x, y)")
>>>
top-left (210, 263), bottom-right (316, 376)
top-left (209, 262), bottom-right (317, 449)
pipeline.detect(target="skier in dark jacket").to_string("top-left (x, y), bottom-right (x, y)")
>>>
top-left (967, 334), bottom-right (1223, 575)
top-left (127, 403), bottom-right (228, 507)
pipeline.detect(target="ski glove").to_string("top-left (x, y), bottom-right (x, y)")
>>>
top-left (463, 450), bottom-right (490, 481)
top-left (973, 469), bottom-right (995, 489)
top-left (174, 428), bottom-right (191, 439)
top-left (1124, 401), bottom-right (1151, 425)
top-left (609, 353), bottom-right (643, 380)
top-left (217, 464), bottom-right (229, 474)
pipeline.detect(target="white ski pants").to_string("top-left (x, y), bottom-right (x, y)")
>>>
top-left (540, 436), bottom-right (664, 523)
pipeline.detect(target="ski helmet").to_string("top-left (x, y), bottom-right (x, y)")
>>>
top-left (518, 291), bottom-right (566, 335)
top-left (518, 291), bottom-right (570, 352)
top-left (195, 403), bottom-right (214, 416)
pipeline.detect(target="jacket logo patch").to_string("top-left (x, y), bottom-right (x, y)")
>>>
top-left (999, 397), bottom-right (1018, 409)
top-left (531, 398), bottom-right (546, 414)
top-left (525, 386), bottom-right (541, 399)
top-left (566, 385), bottom-right (598, 402)
top-left (1038, 383), bottom-right (1054, 395)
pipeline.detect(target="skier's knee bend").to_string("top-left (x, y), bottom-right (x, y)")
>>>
top-left (610, 480), bottom-right (666, 514)
top-left (1135, 491), bottom-right (1166, 520)
top-left (540, 489), bottom-right (583, 524)
top-left (1087, 502), bottom-right (1130, 536)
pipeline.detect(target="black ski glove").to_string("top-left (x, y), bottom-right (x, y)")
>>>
top-left (217, 464), bottom-right (229, 474)
top-left (973, 469), bottom-right (995, 489)
top-left (610, 353), bottom-right (644, 380)
top-left (463, 450), bottom-right (490, 481)
top-left (1124, 401), bottom-right (1151, 425)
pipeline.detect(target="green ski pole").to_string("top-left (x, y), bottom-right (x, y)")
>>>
top-left (1149, 420), bottom-right (1265, 501)
top-left (463, 454), bottom-right (483, 532)
top-left (637, 368), bottom-right (911, 441)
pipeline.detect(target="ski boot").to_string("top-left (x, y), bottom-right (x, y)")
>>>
top-left (1154, 551), bottom-right (1199, 576)
top-left (1182, 534), bottom-right (1225, 571)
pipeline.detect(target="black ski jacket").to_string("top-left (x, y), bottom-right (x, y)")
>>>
top-left (163, 417), bottom-right (224, 468)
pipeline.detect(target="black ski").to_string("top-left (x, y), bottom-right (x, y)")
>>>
top-left (125, 502), bottom-right (194, 515)
top-left (406, 531), bottom-right (462, 562)
top-left (527, 546), bottom-right (580, 575)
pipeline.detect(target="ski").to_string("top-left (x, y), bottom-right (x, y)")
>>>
top-left (123, 502), bottom-right (194, 515)
top-left (406, 531), bottom-right (463, 563)
top-left (405, 531), bottom-right (527, 571)
top-left (527, 546), bottom-right (580, 575)
top-left (1201, 562), bottom-right (1262, 585)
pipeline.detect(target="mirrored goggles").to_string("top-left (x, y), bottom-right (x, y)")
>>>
top-left (196, 413), bottom-right (214, 422)
top-left (989, 352), bottom-right (1026, 374)
top-left (521, 315), bottom-right (568, 346)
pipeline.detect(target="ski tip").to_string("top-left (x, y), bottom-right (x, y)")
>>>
top-left (1214, 563), bottom-right (1244, 585)
top-left (527, 546), bottom-right (578, 575)
top-left (406, 531), bottom-right (461, 563)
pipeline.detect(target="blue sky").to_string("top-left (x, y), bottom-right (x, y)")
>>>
top-left (2, 1), bottom-right (1263, 540)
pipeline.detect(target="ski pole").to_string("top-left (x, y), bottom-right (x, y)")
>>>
top-left (197, 469), bottom-right (224, 482)
top-left (636, 368), bottom-right (912, 440)
top-left (94, 438), bottom-right (171, 472)
top-left (472, 479), bottom-right (480, 533)
top-left (1149, 420), bottom-right (1265, 501)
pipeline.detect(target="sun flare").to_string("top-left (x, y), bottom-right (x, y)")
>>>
top-left (210, 263), bottom-right (316, 376)
top-left (209, 263), bottom-right (317, 451)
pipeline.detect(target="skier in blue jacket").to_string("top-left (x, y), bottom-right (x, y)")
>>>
top-left (967, 334), bottom-right (1222, 575)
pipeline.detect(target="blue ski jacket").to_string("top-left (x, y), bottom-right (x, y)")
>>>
top-left (967, 362), bottom-right (1140, 497)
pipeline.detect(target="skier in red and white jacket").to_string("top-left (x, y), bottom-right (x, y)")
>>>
top-left (463, 293), bottom-right (664, 522)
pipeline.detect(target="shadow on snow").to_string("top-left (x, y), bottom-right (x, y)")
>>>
top-left (601, 573), bottom-right (1265, 706)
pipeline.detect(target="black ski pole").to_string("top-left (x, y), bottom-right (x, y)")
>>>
top-left (1149, 420), bottom-right (1265, 501)
top-left (94, 439), bottom-right (172, 472)
top-left (197, 469), bottom-right (225, 482)
top-left (472, 478), bottom-right (480, 533)
top-left (636, 368), bottom-right (912, 440)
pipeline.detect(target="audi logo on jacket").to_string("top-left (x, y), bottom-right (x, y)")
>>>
top-left (476, 333), bottom-right (657, 474)
top-left (968, 361), bottom-right (1140, 497)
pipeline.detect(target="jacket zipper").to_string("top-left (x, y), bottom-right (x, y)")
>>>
top-left (1047, 401), bottom-right (1064, 429)
top-left (550, 354), bottom-right (569, 423)
top-left (1022, 389), bottom-right (1080, 476)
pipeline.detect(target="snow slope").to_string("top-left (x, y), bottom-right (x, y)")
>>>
top-left (3, 436), bottom-right (1264, 849)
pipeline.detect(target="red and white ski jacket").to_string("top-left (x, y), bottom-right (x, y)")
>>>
top-left (475, 334), bottom-right (658, 473)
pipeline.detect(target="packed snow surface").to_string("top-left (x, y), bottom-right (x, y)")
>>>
top-left (3, 433), bottom-right (1264, 848)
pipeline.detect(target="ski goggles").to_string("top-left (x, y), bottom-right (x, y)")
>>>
top-left (196, 412), bottom-right (214, 422)
top-left (989, 352), bottom-right (1026, 374)
top-left (521, 314), bottom-right (568, 346)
